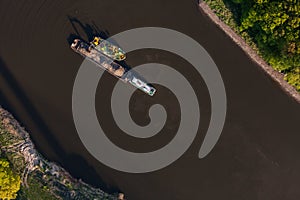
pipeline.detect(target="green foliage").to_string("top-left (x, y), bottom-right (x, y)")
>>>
top-left (240, 0), bottom-right (300, 91)
top-left (0, 158), bottom-right (21, 200)
top-left (285, 67), bottom-right (300, 91)
top-left (205, 0), bottom-right (300, 91)
top-left (0, 126), bottom-right (16, 147)
top-left (17, 175), bottom-right (57, 200)
top-left (239, 0), bottom-right (300, 90)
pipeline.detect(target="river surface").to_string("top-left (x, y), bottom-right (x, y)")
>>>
top-left (1, 0), bottom-right (300, 199)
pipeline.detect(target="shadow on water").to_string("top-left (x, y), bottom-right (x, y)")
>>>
top-left (0, 58), bottom-right (57, 148)
top-left (67, 16), bottom-right (153, 86)
top-left (0, 61), bottom-right (16, 118)
top-left (0, 57), bottom-right (118, 194)
top-left (67, 16), bottom-right (128, 54)
top-left (67, 16), bottom-right (110, 43)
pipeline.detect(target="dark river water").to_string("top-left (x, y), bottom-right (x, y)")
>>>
top-left (1, 0), bottom-right (300, 199)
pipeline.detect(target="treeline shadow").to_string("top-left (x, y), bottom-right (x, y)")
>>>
top-left (0, 57), bottom-right (119, 194)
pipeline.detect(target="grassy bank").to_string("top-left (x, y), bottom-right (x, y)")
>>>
top-left (203, 0), bottom-right (300, 92)
top-left (0, 107), bottom-right (119, 200)
top-left (0, 123), bottom-right (59, 200)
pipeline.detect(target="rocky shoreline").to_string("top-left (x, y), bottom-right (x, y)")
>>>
top-left (0, 106), bottom-right (123, 200)
top-left (198, 1), bottom-right (300, 104)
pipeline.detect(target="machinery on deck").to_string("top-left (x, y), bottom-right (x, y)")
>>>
top-left (91, 36), bottom-right (126, 61)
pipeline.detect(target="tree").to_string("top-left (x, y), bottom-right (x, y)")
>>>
top-left (0, 158), bottom-right (21, 200)
top-left (230, 0), bottom-right (300, 90)
top-left (285, 67), bottom-right (300, 91)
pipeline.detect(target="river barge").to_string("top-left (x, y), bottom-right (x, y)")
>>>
top-left (71, 39), bottom-right (156, 96)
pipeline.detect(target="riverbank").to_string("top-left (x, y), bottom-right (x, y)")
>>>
top-left (198, 0), bottom-right (300, 104)
top-left (0, 106), bottom-right (123, 200)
